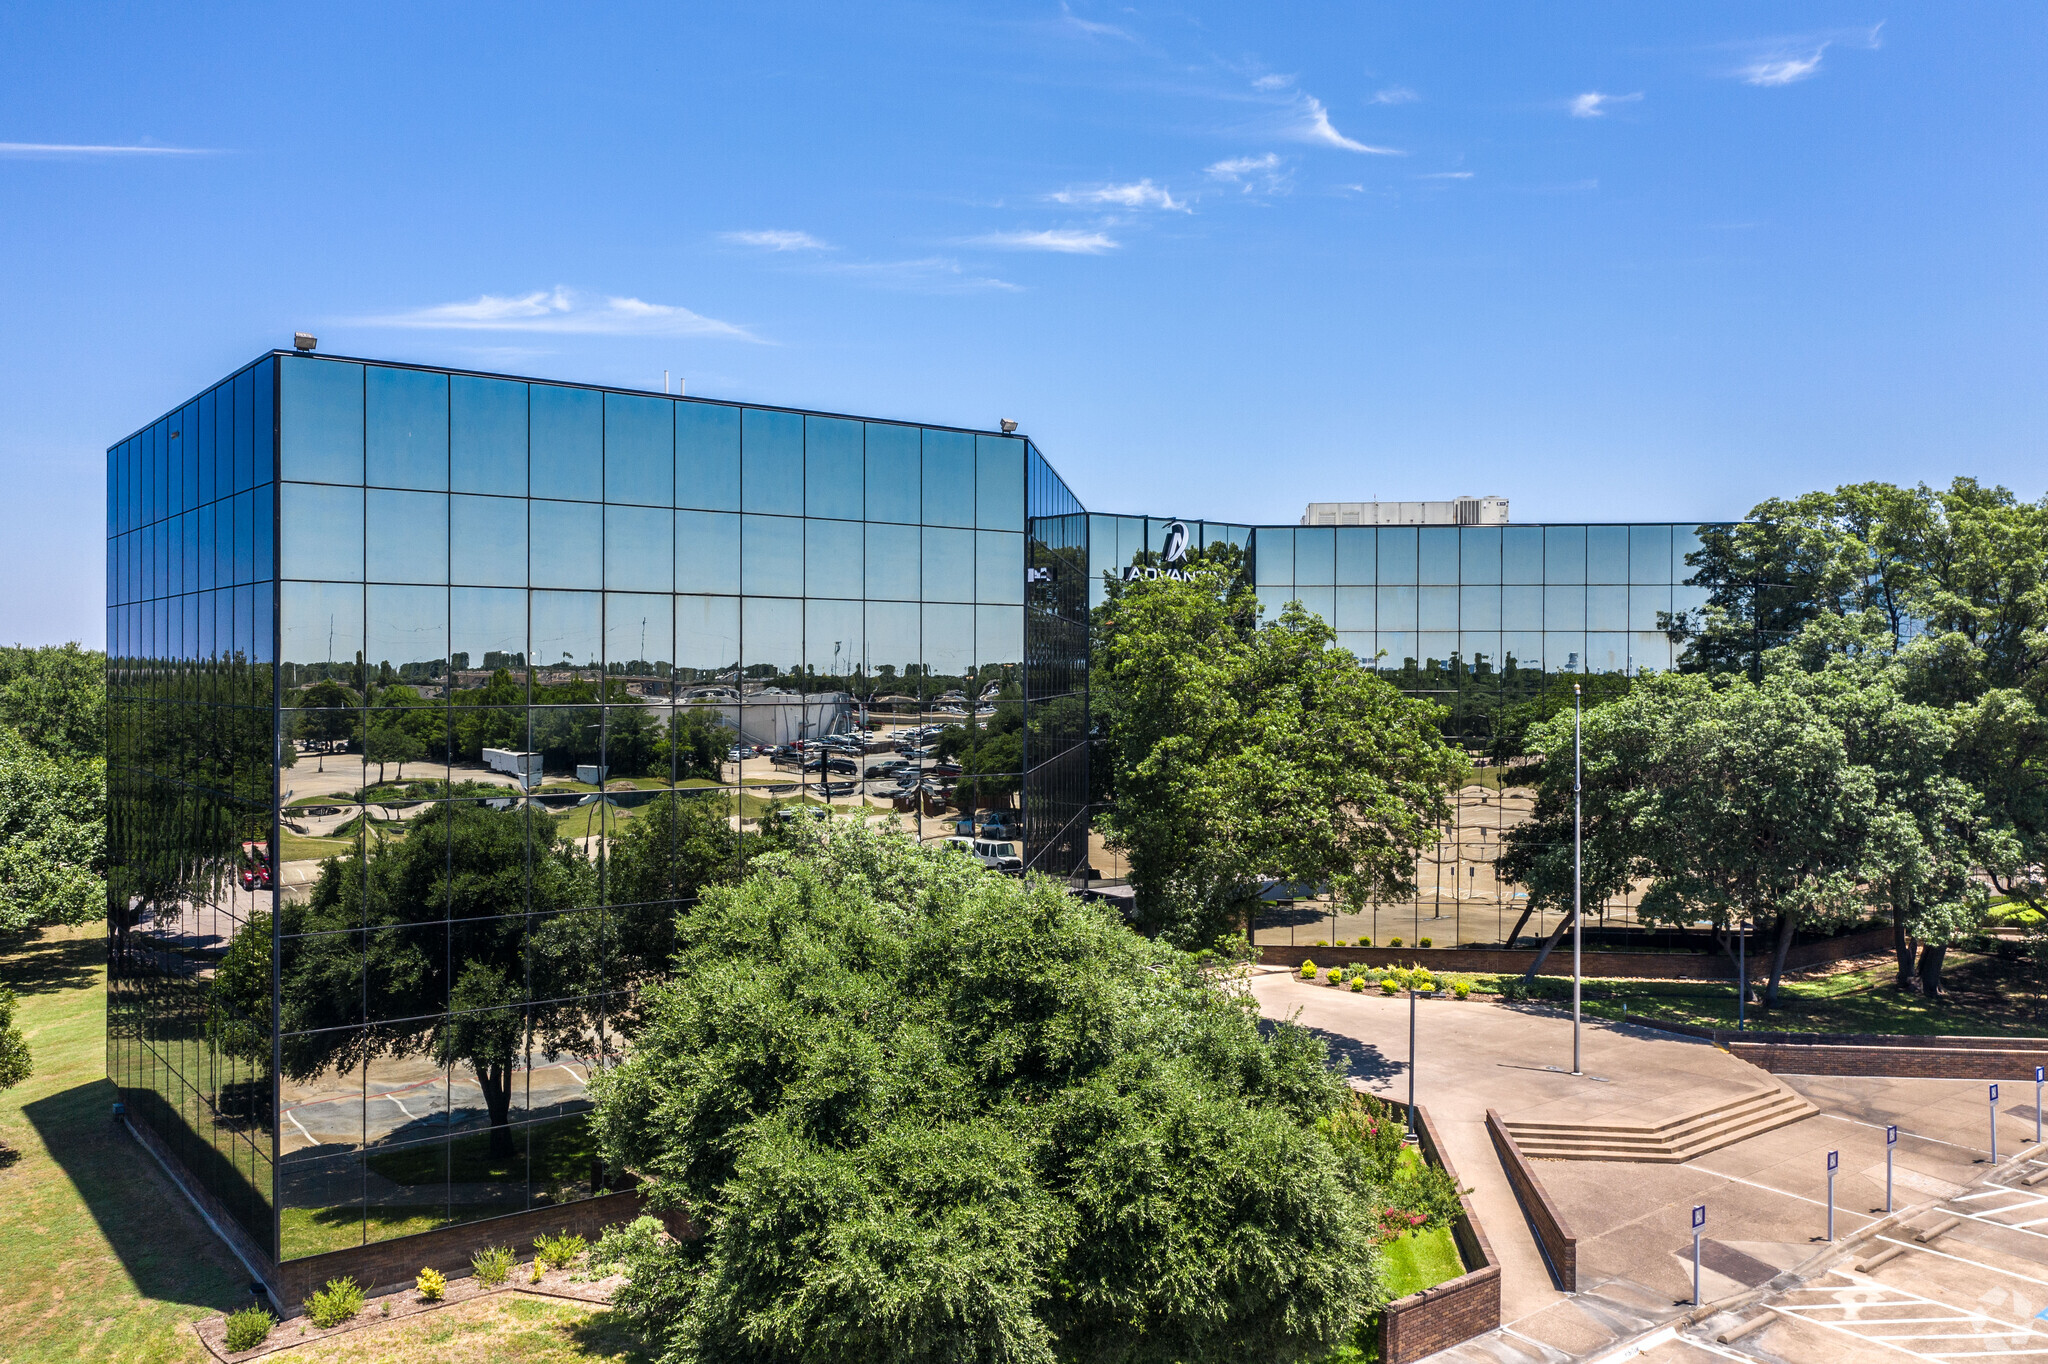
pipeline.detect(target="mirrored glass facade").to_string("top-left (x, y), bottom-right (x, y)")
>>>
top-left (107, 351), bottom-right (1083, 1264)
top-left (108, 348), bottom-right (1728, 1267)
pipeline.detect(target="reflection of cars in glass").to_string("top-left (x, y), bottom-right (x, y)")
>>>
top-left (726, 746), bottom-right (746, 762)
top-left (239, 840), bottom-right (273, 890)
top-left (976, 811), bottom-right (1022, 838)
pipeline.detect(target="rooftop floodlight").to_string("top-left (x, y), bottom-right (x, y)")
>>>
top-left (999, 418), bottom-right (1018, 434)
top-left (293, 332), bottom-right (317, 351)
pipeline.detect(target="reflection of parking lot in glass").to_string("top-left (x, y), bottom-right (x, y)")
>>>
top-left (278, 1052), bottom-right (594, 1157)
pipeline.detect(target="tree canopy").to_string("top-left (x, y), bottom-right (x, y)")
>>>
top-left (590, 822), bottom-right (1390, 1364)
top-left (0, 644), bottom-right (106, 937)
top-left (1093, 559), bottom-right (1467, 948)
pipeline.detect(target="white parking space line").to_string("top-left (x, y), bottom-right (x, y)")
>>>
top-left (1870, 1237), bottom-right (2048, 1291)
top-left (1821, 1111), bottom-right (1992, 1156)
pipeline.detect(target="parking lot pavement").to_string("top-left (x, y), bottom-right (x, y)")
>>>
top-left (1252, 974), bottom-right (2048, 1362)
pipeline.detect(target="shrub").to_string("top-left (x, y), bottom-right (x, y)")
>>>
top-left (1379, 979), bottom-right (1398, 996)
top-left (1324, 966), bottom-right (1343, 984)
top-left (1313, 939), bottom-right (1328, 947)
top-left (531, 1257), bottom-right (545, 1283)
top-left (1348, 976), bottom-right (1366, 993)
top-left (1453, 979), bottom-right (1472, 1001)
top-left (415, 1266), bottom-right (446, 1302)
top-left (472, 1245), bottom-right (515, 1286)
top-left (1357, 937), bottom-right (1371, 948)
top-left (591, 1215), bottom-right (665, 1276)
top-left (1389, 937), bottom-right (1403, 948)
top-left (534, 1230), bottom-right (588, 1270)
top-left (1418, 937), bottom-right (1432, 948)
top-left (1299, 959), bottom-right (1317, 979)
top-left (223, 1306), bottom-right (274, 1352)
top-left (305, 1277), bottom-right (365, 1329)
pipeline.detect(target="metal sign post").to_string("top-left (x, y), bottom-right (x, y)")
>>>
top-left (1736, 918), bottom-right (1746, 1033)
top-left (1406, 983), bottom-right (1418, 1141)
top-left (1885, 1125), bottom-right (1898, 1214)
top-left (2036, 1067), bottom-right (2044, 1145)
top-left (1991, 1084), bottom-right (2000, 1165)
top-left (1691, 1205), bottom-right (1706, 1305)
top-left (1826, 1149), bottom-right (1839, 1241)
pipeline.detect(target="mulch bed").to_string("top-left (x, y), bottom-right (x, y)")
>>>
top-left (194, 1261), bottom-right (624, 1361)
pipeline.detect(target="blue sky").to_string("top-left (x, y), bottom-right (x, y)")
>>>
top-left (3, 3), bottom-right (2042, 646)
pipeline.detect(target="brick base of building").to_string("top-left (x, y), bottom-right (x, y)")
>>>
top-left (124, 1113), bottom-right (661, 1315)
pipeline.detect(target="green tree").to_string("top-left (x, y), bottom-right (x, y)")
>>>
top-left (0, 643), bottom-right (105, 762)
top-left (1095, 561), bottom-right (1465, 947)
top-left (0, 988), bottom-right (30, 1092)
top-left (590, 822), bottom-right (1384, 1364)
top-left (1500, 670), bottom-right (1895, 1007)
top-left (0, 732), bottom-right (106, 935)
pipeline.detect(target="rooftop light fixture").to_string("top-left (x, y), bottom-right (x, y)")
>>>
top-left (999, 418), bottom-right (1018, 433)
top-left (293, 333), bottom-right (317, 351)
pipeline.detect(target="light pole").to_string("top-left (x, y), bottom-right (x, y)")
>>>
top-left (1407, 979), bottom-right (1418, 1142)
top-left (1572, 682), bottom-right (1583, 1076)
top-left (1737, 917), bottom-right (1747, 1032)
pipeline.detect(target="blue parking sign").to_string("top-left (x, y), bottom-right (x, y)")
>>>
top-left (1692, 1204), bottom-right (1706, 1229)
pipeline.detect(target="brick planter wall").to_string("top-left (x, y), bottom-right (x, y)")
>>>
top-left (125, 1111), bottom-right (655, 1315)
top-left (1730, 1041), bottom-right (2048, 1081)
top-left (1260, 927), bottom-right (1892, 981)
top-left (1484, 1108), bottom-right (1576, 1291)
top-left (1380, 1101), bottom-right (1502, 1364)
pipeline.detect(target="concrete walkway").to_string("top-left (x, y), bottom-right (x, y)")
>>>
top-left (1252, 972), bottom-right (2036, 1362)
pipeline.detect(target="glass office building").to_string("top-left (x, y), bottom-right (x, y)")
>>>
top-left (104, 348), bottom-right (1710, 1276)
top-left (105, 351), bottom-right (1088, 1270)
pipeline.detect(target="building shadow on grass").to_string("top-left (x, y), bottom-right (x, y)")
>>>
top-left (0, 928), bottom-right (102, 996)
top-left (24, 1080), bottom-right (245, 1314)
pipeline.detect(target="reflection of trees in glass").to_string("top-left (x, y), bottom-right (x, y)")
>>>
top-left (365, 686), bottom-right (440, 783)
top-left (213, 796), bottom-right (737, 1157)
top-left (936, 682), bottom-right (1022, 811)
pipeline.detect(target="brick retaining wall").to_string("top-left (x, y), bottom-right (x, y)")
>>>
top-left (1730, 1041), bottom-right (2048, 1081)
top-left (1259, 927), bottom-right (1891, 981)
top-left (1484, 1108), bottom-right (1577, 1291)
top-left (1380, 1101), bottom-right (1502, 1364)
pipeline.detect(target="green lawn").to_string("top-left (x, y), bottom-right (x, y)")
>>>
top-left (0, 926), bottom-right (241, 1363)
top-left (1497, 953), bottom-right (2048, 1037)
top-left (1380, 1225), bottom-right (1465, 1300)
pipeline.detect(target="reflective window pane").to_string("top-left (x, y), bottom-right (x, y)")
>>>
top-left (921, 430), bottom-right (974, 529)
top-left (1628, 585), bottom-right (1670, 632)
top-left (675, 510), bottom-right (740, 595)
top-left (1545, 527), bottom-right (1585, 584)
top-left (1334, 585), bottom-right (1375, 631)
top-left (866, 602), bottom-right (919, 689)
top-left (921, 527), bottom-right (974, 603)
top-left (1587, 526), bottom-right (1628, 584)
top-left (1629, 525), bottom-right (1671, 586)
top-left (366, 585), bottom-right (448, 701)
top-left (1587, 585), bottom-right (1628, 632)
top-left (1378, 528), bottom-right (1417, 584)
top-left (1335, 528), bottom-right (1375, 585)
top-left (280, 358), bottom-right (364, 484)
top-left (1418, 528), bottom-right (1459, 584)
top-left (1544, 585), bottom-right (1586, 630)
top-left (975, 531), bottom-right (1023, 605)
top-left (1502, 585), bottom-right (1544, 633)
top-left (530, 385), bottom-right (602, 503)
top-left (530, 591), bottom-right (601, 680)
top-left (864, 423), bottom-right (919, 524)
top-left (676, 595), bottom-right (740, 688)
top-left (282, 484), bottom-right (364, 581)
top-left (451, 376), bottom-right (527, 497)
top-left (804, 417), bottom-right (862, 520)
top-left (976, 435), bottom-right (1024, 531)
top-left (741, 514), bottom-right (803, 597)
top-left (741, 409), bottom-right (802, 516)
top-left (677, 402), bottom-right (740, 512)
top-left (1459, 585), bottom-right (1500, 631)
top-left (366, 490), bottom-right (448, 586)
top-left (605, 505), bottom-right (673, 594)
top-left (365, 367), bottom-right (448, 492)
top-left (1502, 528), bottom-right (1544, 584)
top-left (1254, 529), bottom-right (1294, 586)
top-left (530, 501), bottom-right (603, 590)
top-left (805, 519), bottom-right (863, 599)
top-left (452, 587), bottom-right (527, 686)
top-left (865, 523), bottom-right (920, 600)
top-left (605, 394), bottom-right (672, 507)
top-left (450, 495), bottom-right (527, 588)
top-left (1376, 585), bottom-right (1417, 631)
top-left (1294, 527), bottom-right (1335, 586)
top-left (1418, 586), bottom-right (1459, 632)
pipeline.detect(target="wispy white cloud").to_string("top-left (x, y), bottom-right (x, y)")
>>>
top-left (1205, 152), bottom-right (1290, 195)
top-left (1252, 73), bottom-right (1293, 91)
top-left (1741, 48), bottom-right (1826, 85)
top-left (1569, 91), bottom-right (1643, 118)
top-left (1730, 24), bottom-right (1883, 87)
top-left (1419, 171), bottom-right (1474, 180)
top-left (722, 229), bottom-right (830, 251)
top-left (1049, 178), bottom-right (1186, 211)
top-left (1369, 87), bottom-right (1419, 105)
top-left (1285, 95), bottom-right (1403, 155)
top-left (1058, 1), bottom-right (1131, 40)
top-left (359, 287), bottom-right (754, 339)
top-left (966, 229), bottom-right (1119, 255)
top-left (0, 141), bottom-right (213, 156)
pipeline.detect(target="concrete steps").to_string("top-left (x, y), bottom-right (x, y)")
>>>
top-left (1503, 1085), bottom-right (1816, 1162)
